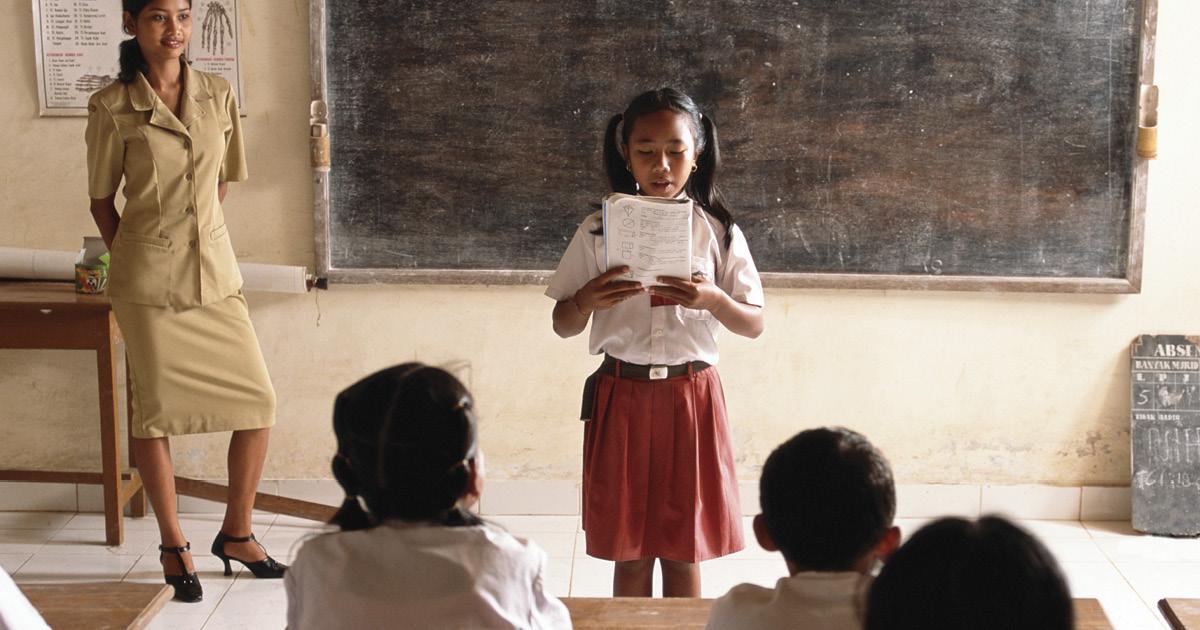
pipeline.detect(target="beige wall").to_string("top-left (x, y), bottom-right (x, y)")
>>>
top-left (2, 2), bottom-right (1196, 486)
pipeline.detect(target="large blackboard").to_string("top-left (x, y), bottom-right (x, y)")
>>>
top-left (310, 0), bottom-right (1153, 291)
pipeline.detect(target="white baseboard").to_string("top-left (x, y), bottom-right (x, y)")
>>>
top-left (2, 479), bottom-right (1133, 521)
top-left (474, 481), bottom-right (1132, 520)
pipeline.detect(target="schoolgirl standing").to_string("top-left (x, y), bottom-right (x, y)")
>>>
top-left (547, 88), bottom-right (765, 597)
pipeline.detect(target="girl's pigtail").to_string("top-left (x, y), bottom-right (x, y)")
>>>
top-left (329, 453), bottom-right (373, 531)
top-left (603, 113), bottom-right (638, 194)
top-left (691, 113), bottom-right (735, 249)
top-left (329, 496), bottom-right (373, 531)
top-left (117, 39), bottom-right (148, 84)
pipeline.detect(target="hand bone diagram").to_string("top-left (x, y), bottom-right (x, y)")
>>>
top-left (202, 2), bottom-right (235, 55)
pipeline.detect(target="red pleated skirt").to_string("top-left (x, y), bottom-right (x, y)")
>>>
top-left (582, 365), bottom-right (743, 563)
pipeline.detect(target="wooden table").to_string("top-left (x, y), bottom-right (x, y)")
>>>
top-left (562, 597), bottom-right (1116, 629)
top-left (0, 281), bottom-right (338, 537)
top-left (21, 582), bottom-right (171, 630)
top-left (0, 282), bottom-right (146, 545)
top-left (1160, 599), bottom-right (1200, 630)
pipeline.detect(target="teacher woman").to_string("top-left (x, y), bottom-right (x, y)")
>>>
top-left (85, 0), bottom-right (283, 602)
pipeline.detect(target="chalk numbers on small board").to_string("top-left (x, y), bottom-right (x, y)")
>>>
top-left (1133, 364), bottom-right (1200, 418)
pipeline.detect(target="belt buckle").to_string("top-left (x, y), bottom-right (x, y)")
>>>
top-left (648, 365), bottom-right (669, 380)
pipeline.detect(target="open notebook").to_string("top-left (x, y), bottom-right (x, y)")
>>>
top-left (601, 193), bottom-right (692, 287)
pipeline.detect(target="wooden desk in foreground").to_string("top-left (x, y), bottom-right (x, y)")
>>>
top-left (562, 597), bottom-right (1116, 629)
top-left (21, 582), bottom-right (170, 630)
top-left (1161, 599), bottom-right (1200, 630)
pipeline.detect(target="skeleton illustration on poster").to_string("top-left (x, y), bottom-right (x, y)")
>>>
top-left (187, 0), bottom-right (245, 112)
top-left (201, 1), bottom-right (235, 55)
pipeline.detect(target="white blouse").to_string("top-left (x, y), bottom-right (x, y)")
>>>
top-left (285, 521), bottom-right (572, 630)
top-left (546, 205), bottom-right (764, 366)
top-left (706, 572), bottom-right (871, 630)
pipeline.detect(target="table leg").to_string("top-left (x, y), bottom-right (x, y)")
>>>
top-left (98, 320), bottom-right (124, 546)
top-left (125, 358), bottom-right (147, 518)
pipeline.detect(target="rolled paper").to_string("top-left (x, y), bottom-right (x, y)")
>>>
top-left (239, 262), bottom-right (310, 293)
top-left (0, 247), bottom-right (76, 281)
top-left (0, 246), bottom-right (309, 293)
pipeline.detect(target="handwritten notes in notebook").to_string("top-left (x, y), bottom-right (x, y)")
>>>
top-left (602, 193), bottom-right (692, 287)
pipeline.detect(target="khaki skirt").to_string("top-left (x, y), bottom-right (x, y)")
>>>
top-left (112, 293), bottom-right (276, 438)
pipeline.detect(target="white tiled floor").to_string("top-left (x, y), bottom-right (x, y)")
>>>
top-left (2, 512), bottom-right (1195, 630)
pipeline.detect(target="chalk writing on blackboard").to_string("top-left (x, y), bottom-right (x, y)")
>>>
top-left (314, 0), bottom-right (1152, 291)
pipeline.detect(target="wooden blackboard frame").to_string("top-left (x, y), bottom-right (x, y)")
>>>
top-left (308, 0), bottom-right (1156, 293)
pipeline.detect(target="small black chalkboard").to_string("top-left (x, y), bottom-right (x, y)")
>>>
top-left (1130, 335), bottom-right (1200, 537)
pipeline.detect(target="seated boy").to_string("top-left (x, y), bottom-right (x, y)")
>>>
top-left (707, 427), bottom-right (901, 630)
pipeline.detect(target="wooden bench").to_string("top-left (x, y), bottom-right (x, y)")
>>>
top-left (1160, 599), bottom-right (1200, 630)
top-left (20, 582), bottom-right (171, 630)
top-left (562, 597), bottom-right (1116, 629)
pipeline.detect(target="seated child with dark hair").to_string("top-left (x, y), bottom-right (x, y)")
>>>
top-left (285, 363), bottom-right (572, 629)
top-left (707, 427), bottom-right (900, 630)
top-left (864, 516), bottom-right (1073, 630)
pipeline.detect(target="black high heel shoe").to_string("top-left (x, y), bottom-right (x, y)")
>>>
top-left (159, 543), bottom-right (203, 603)
top-left (210, 531), bottom-right (287, 578)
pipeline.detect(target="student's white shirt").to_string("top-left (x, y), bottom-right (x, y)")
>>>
top-left (706, 572), bottom-right (871, 630)
top-left (546, 205), bottom-right (764, 366)
top-left (285, 520), bottom-right (572, 630)
top-left (0, 567), bottom-right (50, 630)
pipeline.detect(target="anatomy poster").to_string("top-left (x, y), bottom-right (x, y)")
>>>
top-left (188, 0), bottom-right (244, 110)
top-left (32, 0), bottom-right (244, 116)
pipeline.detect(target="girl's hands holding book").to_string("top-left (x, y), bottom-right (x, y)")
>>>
top-left (573, 266), bottom-right (645, 315)
top-left (650, 273), bottom-right (725, 312)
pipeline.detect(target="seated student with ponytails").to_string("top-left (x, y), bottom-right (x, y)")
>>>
top-left (284, 363), bottom-right (572, 629)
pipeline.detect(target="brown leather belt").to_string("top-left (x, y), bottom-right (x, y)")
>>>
top-left (580, 355), bottom-right (711, 421)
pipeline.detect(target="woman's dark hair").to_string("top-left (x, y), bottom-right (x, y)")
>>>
top-left (601, 88), bottom-right (736, 249)
top-left (329, 363), bottom-right (482, 531)
top-left (760, 427), bottom-right (895, 571)
top-left (864, 516), bottom-right (1073, 630)
top-left (118, 0), bottom-right (192, 84)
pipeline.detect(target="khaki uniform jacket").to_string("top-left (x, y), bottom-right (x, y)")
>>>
top-left (86, 64), bottom-right (247, 309)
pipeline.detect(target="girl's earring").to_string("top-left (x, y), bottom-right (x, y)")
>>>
top-left (691, 164), bottom-right (698, 173)
top-left (625, 163), bottom-right (632, 172)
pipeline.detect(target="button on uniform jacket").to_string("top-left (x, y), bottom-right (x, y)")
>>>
top-left (86, 63), bottom-right (247, 309)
